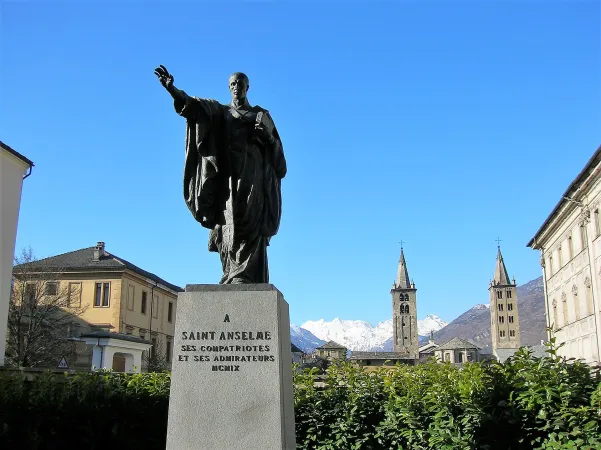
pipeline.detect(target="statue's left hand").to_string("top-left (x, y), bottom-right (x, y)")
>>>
top-left (255, 123), bottom-right (275, 144)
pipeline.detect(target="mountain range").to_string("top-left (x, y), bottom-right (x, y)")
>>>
top-left (289, 276), bottom-right (546, 354)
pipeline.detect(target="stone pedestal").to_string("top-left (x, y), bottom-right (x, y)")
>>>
top-left (166, 284), bottom-right (296, 450)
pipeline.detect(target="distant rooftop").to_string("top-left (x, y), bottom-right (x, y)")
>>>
top-left (349, 352), bottom-right (416, 361)
top-left (437, 337), bottom-right (480, 351)
top-left (14, 241), bottom-right (183, 293)
top-left (315, 340), bottom-right (346, 350)
top-left (80, 330), bottom-right (151, 345)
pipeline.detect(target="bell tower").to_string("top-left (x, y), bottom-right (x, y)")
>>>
top-left (391, 246), bottom-right (418, 359)
top-left (489, 243), bottom-right (521, 355)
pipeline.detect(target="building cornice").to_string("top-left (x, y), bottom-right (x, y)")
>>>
top-left (527, 144), bottom-right (601, 249)
top-left (1, 141), bottom-right (34, 169)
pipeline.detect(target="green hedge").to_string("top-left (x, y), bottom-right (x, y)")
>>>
top-left (0, 345), bottom-right (600, 449)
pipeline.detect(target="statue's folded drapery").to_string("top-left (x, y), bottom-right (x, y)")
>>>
top-left (174, 92), bottom-right (287, 284)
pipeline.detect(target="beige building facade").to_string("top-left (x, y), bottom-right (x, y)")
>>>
top-left (528, 144), bottom-right (601, 365)
top-left (314, 341), bottom-right (347, 360)
top-left (433, 338), bottom-right (481, 364)
top-left (13, 241), bottom-right (182, 371)
top-left (0, 141), bottom-right (33, 366)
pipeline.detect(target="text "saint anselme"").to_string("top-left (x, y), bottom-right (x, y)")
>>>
top-left (182, 331), bottom-right (272, 341)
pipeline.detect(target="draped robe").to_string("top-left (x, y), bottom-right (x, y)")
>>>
top-left (174, 91), bottom-right (287, 284)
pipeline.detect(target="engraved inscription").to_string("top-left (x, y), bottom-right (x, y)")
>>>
top-left (175, 313), bottom-right (276, 372)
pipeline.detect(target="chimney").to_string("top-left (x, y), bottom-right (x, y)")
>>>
top-left (93, 241), bottom-right (105, 261)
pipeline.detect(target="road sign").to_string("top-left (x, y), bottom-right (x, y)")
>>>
top-left (57, 356), bottom-right (69, 369)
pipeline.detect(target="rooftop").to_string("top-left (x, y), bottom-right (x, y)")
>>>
top-left (527, 143), bottom-right (601, 248)
top-left (14, 242), bottom-right (183, 293)
top-left (315, 340), bottom-right (347, 350)
top-left (349, 352), bottom-right (416, 360)
top-left (437, 337), bottom-right (480, 351)
top-left (80, 330), bottom-right (151, 345)
top-left (0, 140), bottom-right (34, 167)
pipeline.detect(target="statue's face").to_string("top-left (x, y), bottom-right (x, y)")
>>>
top-left (229, 75), bottom-right (249, 100)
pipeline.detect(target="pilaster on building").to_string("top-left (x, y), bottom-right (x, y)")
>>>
top-left (391, 247), bottom-right (418, 359)
top-left (489, 246), bottom-right (521, 358)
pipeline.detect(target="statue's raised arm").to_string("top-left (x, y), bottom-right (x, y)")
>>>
top-left (154, 65), bottom-right (186, 104)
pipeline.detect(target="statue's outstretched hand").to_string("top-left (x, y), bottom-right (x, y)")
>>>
top-left (154, 65), bottom-right (174, 90)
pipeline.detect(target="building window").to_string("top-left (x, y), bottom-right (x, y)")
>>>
top-left (445, 353), bottom-right (450, 362)
top-left (168, 302), bottom-right (173, 322)
top-left (586, 286), bottom-right (593, 316)
top-left (508, 315), bottom-right (514, 323)
top-left (499, 316), bottom-right (505, 324)
top-left (127, 285), bottom-right (135, 311)
top-left (568, 235), bottom-right (574, 259)
top-left (45, 282), bottom-right (58, 296)
top-left (497, 290), bottom-right (503, 299)
top-left (152, 295), bottom-right (159, 319)
top-left (94, 282), bottom-right (110, 307)
top-left (506, 290), bottom-right (512, 299)
top-left (500, 330), bottom-right (505, 337)
top-left (141, 291), bottom-right (147, 314)
top-left (68, 282), bottom-right (82, 307)
top-left (508, 303), bottom-right (513, 311)
top-left (498, 304), bottom-right (503, 311)
top-left (166, 340), bottom-right (172, 362)
top-left (25, 283), bottom-right (35, 306)
top-left (596, 210), bottom-right (601, 237)
top-left (509, 330), bottom-right (515, 337)
top-left (581, 224), bottom-right (588, 249)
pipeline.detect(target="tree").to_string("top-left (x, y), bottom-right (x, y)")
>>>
top-left (143, 337), bottom-right (170, 372)
top-left (5, 248), bottom-right (87, 368)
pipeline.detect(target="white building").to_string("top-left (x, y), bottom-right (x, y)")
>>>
top-left (527, 144), bottom-right (601, 365)
top-left (0, 141), bottom-right (33, 366)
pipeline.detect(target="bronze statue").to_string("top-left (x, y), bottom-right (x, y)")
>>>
top-left (155, 65), bottom-right (287, 284)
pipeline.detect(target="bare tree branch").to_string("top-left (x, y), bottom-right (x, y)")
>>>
top-left (6, 248), bottom-right (88, 368)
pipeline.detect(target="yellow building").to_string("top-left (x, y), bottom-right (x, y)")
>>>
top-left (13, 241), bottom-right (182, 371)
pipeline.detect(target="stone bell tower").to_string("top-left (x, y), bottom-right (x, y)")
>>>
top-left (391, 247), bottom-right (418, 359)
top-left (489, 244), bottom-right (521, 356)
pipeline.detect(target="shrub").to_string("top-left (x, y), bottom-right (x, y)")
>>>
top-left (0, 345), bottom-right (599, 449)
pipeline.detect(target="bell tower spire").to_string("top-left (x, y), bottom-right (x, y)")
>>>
top-left (391, 244), bottom-right (418, 359)
top-left (489, 242), bottom-right (521, 358)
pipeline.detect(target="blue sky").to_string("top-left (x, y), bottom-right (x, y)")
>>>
top-left (2, 1), bottom-right (599, 326)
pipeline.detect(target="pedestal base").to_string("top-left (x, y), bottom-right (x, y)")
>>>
top-left (166, 284), bottom-right (296, 450)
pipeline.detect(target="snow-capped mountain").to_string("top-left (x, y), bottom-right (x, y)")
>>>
top-left (418, 314), bottom-right (449, 336)
top-left (298, 315), bottom-right (447, 352)
top-left (290, 324), bottom-right (325, 353)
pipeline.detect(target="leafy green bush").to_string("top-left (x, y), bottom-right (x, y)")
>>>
top-left (0, 370), bottom-right (170, 450)
top-left (0, 344), bottom-right (599, 450)
top-left (293, 345), bottom-right (601, 450)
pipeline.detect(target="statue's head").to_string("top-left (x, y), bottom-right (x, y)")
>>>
top-left (229, 72), bottom-right (249, 100)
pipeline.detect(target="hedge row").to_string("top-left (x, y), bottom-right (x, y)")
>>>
top-left (0, 344), bottom-right (600, 449)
